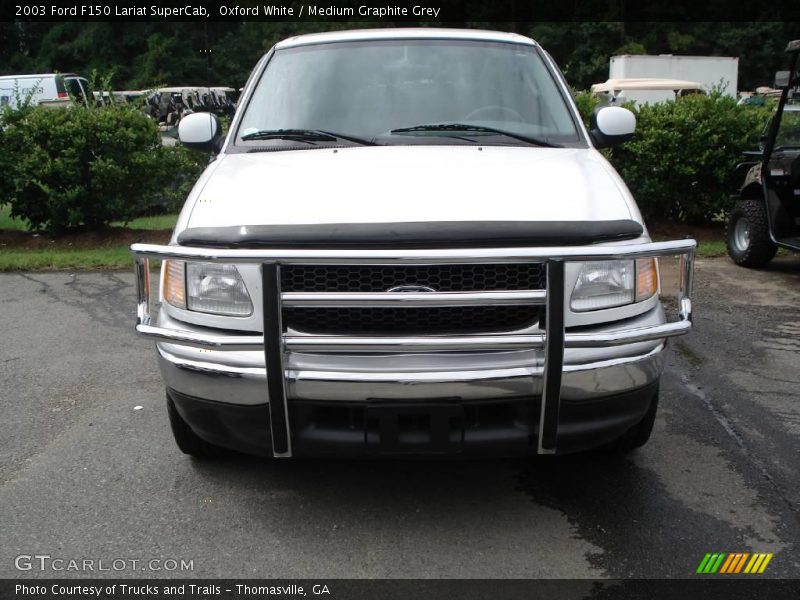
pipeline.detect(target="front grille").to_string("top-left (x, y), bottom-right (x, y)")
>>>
top-left (280, 263), bottom-right (545, 292)
top-left (280, 263), bottom-right (544, 335)
top-left (284, 305), bottom-right (539, 335)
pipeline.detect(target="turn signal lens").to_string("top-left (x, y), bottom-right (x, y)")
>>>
top-left (163, 259), bottom-right (186, 309)
top-left (635, 257), bottom-right (659, 302)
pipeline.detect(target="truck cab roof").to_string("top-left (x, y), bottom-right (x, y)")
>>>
top-left (0, 73), bottom-right (82, 79)
top-left (275, 28), bottom-right (537, 49)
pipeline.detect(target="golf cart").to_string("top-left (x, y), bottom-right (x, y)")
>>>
top-left (590, 78), bottom-right (704, 106)
top-left (726, 40), bottom-right (800, 267)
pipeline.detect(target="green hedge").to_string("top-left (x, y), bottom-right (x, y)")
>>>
top-left (575, 91), bottom-right (771, 224)
top-left (0, 103), bottom-right (204, 233)
top-left (573, 89), bottom-right (601, 129)
top-left (0, 92), bottom-right (772, 233)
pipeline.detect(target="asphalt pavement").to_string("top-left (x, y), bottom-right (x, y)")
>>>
top-left (1, 258), bottom-right (798, 579)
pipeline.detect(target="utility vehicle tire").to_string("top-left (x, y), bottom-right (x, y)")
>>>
top-left (167, 393), bottom-right (222, 459)
top-left (606, 384), bottom-right (660, 453)
top-left (726, 199), bottom-right (777, 268)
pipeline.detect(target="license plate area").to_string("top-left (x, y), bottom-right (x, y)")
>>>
top-left (365, 403), bottom-right (464, 455)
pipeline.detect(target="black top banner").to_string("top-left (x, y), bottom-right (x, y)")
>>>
top-left (3, 0), bottom-right (800, 23)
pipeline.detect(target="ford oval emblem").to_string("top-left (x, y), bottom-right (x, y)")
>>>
top-left (387, 284), bottom-right (437, 293)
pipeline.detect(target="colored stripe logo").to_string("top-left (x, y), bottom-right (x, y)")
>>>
top-left (696, 552), bottom-right (773, 574)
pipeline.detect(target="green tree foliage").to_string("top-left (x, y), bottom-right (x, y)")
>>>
top-left (572, 89), bottom-right (601, 128)
top-left (0, 21), bottom-right (792, 229)
top-left (607, 94), bottom-right (771, 224)
top-left (2, 22), bottom-right (797, 92)
top-left (530, 22), bottom-right (628, 90)
top-left (0, 101), bottom-right (203, 232)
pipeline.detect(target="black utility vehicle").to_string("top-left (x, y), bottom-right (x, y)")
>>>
top-left (727, 40), bottom-right (800, 267)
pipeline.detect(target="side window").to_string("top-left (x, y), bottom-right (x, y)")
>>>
top-left (65, 77), bottom-right (87, 105)
top-left (776, 111), bottom-right (800, 148)
top-left (78, 78), bottom-right (90, 101)
top-left (55, 76), bottom-right (68, 99)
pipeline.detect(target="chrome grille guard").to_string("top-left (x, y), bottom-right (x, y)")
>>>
top-left (131, 238), bottom-right (695, 457)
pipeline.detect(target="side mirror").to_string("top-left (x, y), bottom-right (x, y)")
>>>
top-left (590, 106), bottom-right (636, 148)
top-left (178, 112), bottom-right (222, 153)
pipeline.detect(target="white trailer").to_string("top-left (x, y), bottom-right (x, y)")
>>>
top-left (608, 55), bottom-right (738, 105)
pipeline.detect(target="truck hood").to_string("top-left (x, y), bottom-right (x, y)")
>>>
top-left (185, 146), bottom-right (635, 229)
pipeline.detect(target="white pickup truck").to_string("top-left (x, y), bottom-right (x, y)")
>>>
top-left (131, 29), bottom-right (695, 459)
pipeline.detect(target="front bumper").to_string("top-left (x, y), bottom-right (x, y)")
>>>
top-left (132, 239), bottom-right (695, 457)
top-left (156, 307), bottom-right (667, 406)
top-left (168, 380), bottom-right (660, 457)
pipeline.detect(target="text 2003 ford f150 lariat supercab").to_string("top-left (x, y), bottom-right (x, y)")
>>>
top-left (131, 29), bottom-right (695, 459)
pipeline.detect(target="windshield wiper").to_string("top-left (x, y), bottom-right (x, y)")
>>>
top-left (389, 123), bottom-right (562, 148)
top-left (240, 128), bottom-right (376, 146)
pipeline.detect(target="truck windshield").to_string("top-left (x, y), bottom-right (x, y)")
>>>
top-left (236, 39), bottom-right (583, 148)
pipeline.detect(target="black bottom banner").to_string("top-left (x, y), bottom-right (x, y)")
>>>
top-left (2, 579), bottom-right (799, 600)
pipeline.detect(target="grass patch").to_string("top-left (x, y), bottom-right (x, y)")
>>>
top-left (651, 226), bottom-right (727, 258)
top-left (0, 247), bottom-right (135, 271)
top-left (0, 204), bottom-right (178, 232)
top-left (115, 214), bottom-right (178, 230)
top-left (0, 204), bottom-right (28, 230)
top-left (0, 204), bottom-right (175, 270)
top-left (1, 202), bottom-right (729, 270)
top-left (0, 240), bottom-right (730, 272)
top-left (694, 240), bottom-right (727, 257)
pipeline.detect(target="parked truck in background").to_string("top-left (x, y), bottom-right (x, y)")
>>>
top-left (0, 73), bottom-right (89, 108)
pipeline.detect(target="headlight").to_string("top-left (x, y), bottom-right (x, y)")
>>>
top-left (570, 258), bottom-right (658, 312)
top-left (163, 260), bottom-right (253, 316)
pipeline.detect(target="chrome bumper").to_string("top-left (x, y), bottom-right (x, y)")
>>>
top-left (131, 239), bottom-right (695, 457)
top-left (157, 339), bottom-right (666, 403)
